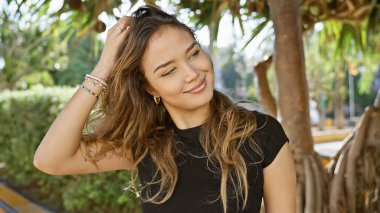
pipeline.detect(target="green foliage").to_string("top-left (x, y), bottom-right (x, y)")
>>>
top-left (14, 71), bottom-right (56, 89)
top-left (0, 4), bottom-right (68, 89)
top-left (305, 29), bottom-right (379, 114)
top-left (358, 68), bottom-right (375, 94)
top-left (351, 68), bottom-right (378, 109)
top-left (305, 32), bottom-right (336, 101)
top-left (62, 172), bottom-right (139, 213)
top-left (246, 84), bottom-right (258, 101)
top-left (174, 0), bottom-right (270, 51)
top-left (0, 86), bottom-right (140, 213)
top-left (52, 35), bottom-right (102, 86)
top-left (319, 19), bottom-right (380, 60)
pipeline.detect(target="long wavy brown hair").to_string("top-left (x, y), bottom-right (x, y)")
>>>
top-left (81, 5), bottom-right (262, 213)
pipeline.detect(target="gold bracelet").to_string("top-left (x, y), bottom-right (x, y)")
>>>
top-left (80, 84), bottom-right (100, 100)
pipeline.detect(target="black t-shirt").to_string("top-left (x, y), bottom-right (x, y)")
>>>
top-left (138, 110), bottom-right (289, 213)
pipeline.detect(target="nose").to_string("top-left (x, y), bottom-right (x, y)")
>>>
top-left (183, 62), bottom-right (200, 83)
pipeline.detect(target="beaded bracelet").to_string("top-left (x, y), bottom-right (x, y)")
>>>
top-left (80, 84), bottom-right (99, 100)
top-left (85, 74), bottom-right (108, 88)
top-left (84, 76), bottom-right (107, 90)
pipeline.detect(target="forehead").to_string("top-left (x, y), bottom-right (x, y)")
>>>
top-left (142, 26), bottom-right (195, 72)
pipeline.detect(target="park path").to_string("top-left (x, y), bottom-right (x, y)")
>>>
top-left (0, 182), bottom-right (50, 213)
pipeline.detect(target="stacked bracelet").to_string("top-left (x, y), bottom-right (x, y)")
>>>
top-left (80, 74), bottom-right (109, 100)
top-left (85, 74), bottom-right (108, 89)
top-left (84, 76), bottom-right (107, 90)
top-left (80, 84), bottom-right (99, 100)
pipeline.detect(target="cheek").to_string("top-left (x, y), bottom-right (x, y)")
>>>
top-left (192, 54), bottom-right (213, 71)
top-left (156, 78), bottom-right (184, 96)
top-left (144, 72), bottom-right (184, 98)
top-left (202, 53), bottom-right (214, 71)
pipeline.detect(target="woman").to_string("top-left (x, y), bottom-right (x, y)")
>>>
top-left (34, 5), bottom-right (296, 213)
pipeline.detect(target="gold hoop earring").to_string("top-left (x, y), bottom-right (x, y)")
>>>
top-left (153, 96), bottom-right (160, 104)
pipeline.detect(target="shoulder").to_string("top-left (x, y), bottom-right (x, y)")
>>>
top-left (249, 110), bottom-right (289, 168)
top-left (249, 111), bottom-right (287, 137)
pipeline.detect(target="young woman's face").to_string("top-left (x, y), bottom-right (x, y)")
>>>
top-left (142, 26), bottom-right (214, 111)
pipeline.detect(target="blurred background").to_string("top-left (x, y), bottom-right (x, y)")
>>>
top-left (0, 0), bottom-right (379, 212)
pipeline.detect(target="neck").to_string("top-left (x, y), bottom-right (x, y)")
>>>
top-left (164, 103), bottom-right (211, 130)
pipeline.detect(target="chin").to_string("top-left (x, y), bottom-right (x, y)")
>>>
top-left (187, 88), bottom-right (213, 110)
top-left (173, 92), bottom-right (213, 111)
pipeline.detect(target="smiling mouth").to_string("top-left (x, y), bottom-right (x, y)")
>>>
top-left (184, 77), bottom-right (206, 94)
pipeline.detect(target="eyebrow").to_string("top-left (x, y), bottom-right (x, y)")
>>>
top-left (153, 41), bottom-right (198, 73)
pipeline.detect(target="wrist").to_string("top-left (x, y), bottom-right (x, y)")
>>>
top-left (92, 64), bottom-right (111, 80)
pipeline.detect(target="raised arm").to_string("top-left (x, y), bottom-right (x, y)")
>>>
top-left (33, 17), bottom-right (133, 175)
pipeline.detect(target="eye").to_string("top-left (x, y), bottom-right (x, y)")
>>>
top-left (161, 67), bottom-right (176, 77)
top-left (190, 50), bottom-right (200, 58)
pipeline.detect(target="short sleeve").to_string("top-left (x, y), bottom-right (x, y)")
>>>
top-left (252, 111), bottom-right (289, 168)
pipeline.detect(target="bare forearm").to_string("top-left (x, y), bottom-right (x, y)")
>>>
top-left (33, 66), bottom-right (107, 172)
top-left (34, 16), bottom-right (132, 174)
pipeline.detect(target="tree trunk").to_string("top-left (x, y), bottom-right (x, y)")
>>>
top-left (329, 89), bottom-right (380, 212)
top-left (268, 0), bottom-right (313, 155)
top-left (268, 0), bottom-right (328, 212)
top-left (207, 1), bottom-right (222, 57)
top-left (254, 56), bottom-right (277, 118)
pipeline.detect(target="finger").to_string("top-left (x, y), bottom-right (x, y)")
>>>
top-left (109, 17), bottom-right (128, 33)
top-left (117, 16), bottom-right (133, 31)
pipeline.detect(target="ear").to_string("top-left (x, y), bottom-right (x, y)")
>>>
top-left (145, 85), bottom-right (158, 97)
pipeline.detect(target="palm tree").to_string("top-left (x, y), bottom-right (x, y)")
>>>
top-left (266, 1), bottom-right (328, 211)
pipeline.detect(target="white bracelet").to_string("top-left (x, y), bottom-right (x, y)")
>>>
top-left (85, 74), bottom-right (108, 88)
top-left (84, 76), bottom-right (107, 90)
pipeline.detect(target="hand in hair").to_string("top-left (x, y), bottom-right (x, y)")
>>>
top-left (95, 16), bottom-right (133, 79)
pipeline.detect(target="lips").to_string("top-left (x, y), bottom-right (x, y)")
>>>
top-left (184, 77), bottom-right (206, 94)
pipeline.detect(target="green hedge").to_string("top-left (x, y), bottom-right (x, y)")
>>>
top-left (0, 85), bottom-right (140, 213)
